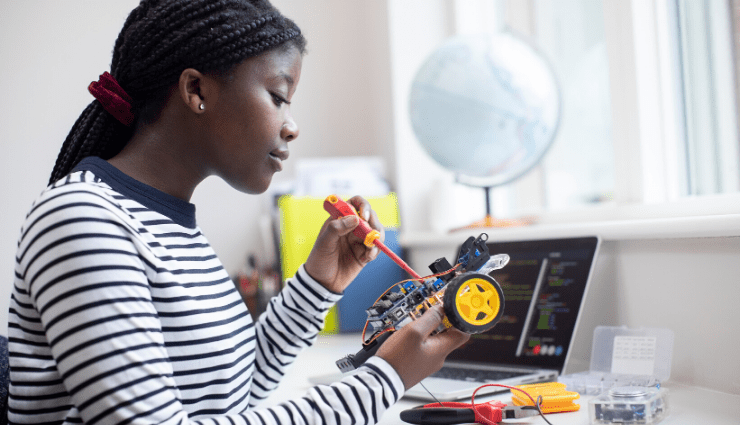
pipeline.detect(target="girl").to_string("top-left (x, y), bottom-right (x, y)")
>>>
top-left (8, 1), bottom-right (469, 424)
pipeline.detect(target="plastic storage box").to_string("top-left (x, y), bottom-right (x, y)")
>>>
top-left (559, 326), bottom-right (674, 395)
top-left (559, 326), bottom-right (674, 424)
top-left (589, 385), bottom-right (669, 424)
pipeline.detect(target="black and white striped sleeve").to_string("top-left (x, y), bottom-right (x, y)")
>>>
top-left (243, 356), bottom-right (405, 425)
top-left (11, 180), bottom-right (405, 425)
top-left (248, 265), bottom-right (406, 424)
top-left (249, 265), bottom-right (341, 402)
top-left (14, 187), bottom-right (195, 424)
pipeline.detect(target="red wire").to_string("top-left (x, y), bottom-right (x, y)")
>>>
top-left (470, 384), bottom-right (540, 425)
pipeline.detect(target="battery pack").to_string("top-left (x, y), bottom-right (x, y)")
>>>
top-left (511, 382), bottom-right (581, 413)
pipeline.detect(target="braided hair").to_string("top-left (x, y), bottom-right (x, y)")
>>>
top-left (48, 0), bottom-right (306, 185)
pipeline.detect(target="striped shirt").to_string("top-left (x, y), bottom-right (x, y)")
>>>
top-left (8, 157), bottom-right (404, 425)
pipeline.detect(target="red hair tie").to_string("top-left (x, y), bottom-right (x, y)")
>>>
top-left (88, 72), bottom-right (134, 126)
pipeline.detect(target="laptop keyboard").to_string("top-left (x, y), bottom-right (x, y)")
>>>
top-left (430, 367), bottom-right (527, 383)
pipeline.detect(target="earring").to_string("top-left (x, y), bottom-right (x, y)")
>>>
top-left (199, 103), bottom-right (205, 110)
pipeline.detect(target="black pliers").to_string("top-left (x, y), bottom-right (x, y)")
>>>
top-left (400, 400), bottom-right (541, 425)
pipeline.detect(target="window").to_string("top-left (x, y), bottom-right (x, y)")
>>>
top-left (387, 0), bottom-right (740, 234)
top-left (674, 0), bottom-right (740, 196)
top-left (478, 0), bottom-right (740, 220)
top-left (531, 0), bottom-right (614, 211)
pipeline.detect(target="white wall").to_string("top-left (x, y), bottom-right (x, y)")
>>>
top-left (608, 237), bottom-right (740, 394)
top-left (0, 0), bottom-right (395, 332)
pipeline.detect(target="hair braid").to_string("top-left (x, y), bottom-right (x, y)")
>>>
top-left (49, 0), bottom-right (306, 185)
top-left (48, 102), bottom-right (133, 185)
top-left (126, 0), bottom-right (226, 70)
top-left (49, 104), bottom-right (94, 185)
top-left (75, 107), bottom-right (125, 164)
top-left (132, 1), bottom-right (216, 59)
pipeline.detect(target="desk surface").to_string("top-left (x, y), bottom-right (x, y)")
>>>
top-left (261, 333), bottom-right (740, 425)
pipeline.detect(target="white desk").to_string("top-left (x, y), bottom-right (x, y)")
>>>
top-left (261, 333), bottom-right (740, 425)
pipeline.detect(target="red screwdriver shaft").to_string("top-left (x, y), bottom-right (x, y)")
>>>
top-left (373, 240), bottom-right (423, 281)
top-left (323, 195), bottom-right (423, 281)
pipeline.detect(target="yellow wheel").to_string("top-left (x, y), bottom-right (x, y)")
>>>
top-left (443, 272), bottom-right (504, 334)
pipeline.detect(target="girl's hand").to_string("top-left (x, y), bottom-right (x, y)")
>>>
top-left (376, 306), bottom-right (470, 390)
top-left (304, 195), bottom-right (384, 293)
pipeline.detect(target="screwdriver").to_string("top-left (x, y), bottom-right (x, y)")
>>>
top-left (323, 195), bottom-right (423, 281)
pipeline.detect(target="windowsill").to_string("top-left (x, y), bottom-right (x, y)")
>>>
top-left (401, 192), bottom-right (740, 247)
top-left (400, 212), bottom-right (740, 247)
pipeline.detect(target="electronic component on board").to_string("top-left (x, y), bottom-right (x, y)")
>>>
top-left (589, 385), bottom-right (669, 425)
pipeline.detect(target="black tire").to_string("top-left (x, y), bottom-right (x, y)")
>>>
top-left (443, 272), bottom-right (504, 334)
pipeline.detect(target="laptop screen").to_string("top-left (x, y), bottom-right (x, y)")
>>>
top-left (445, 236), bottom-right (600, 373)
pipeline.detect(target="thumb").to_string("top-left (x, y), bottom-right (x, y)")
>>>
top-left (329, 215), bottom-right (359, 237)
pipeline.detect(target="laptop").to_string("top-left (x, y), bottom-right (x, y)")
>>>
top-left (311, 236), bottom-right (600, 402)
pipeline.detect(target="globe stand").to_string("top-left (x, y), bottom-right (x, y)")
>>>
top-left (455, 186), bottom-right (534, 230)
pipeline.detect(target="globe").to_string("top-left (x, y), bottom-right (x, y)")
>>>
top-left (409, 32), bottom-right (560, 192)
